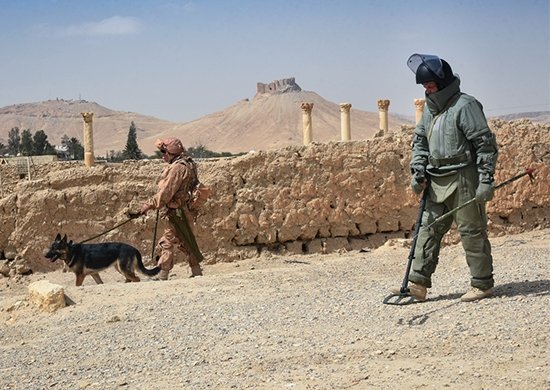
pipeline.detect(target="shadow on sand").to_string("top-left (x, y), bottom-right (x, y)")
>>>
top-left (431, 279), bottom-right (550, 302)
top-left (398, 279), bottom-right (549, 326)
top-left (493, 279), bottom-right (550, 298)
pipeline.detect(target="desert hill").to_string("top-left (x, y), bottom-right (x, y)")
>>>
top-left (149, 78), bottom-right (414, 154)
top-left (0, 78), bottom-right (414, 155)
top-left (0, 99), bottom-right (177, 157)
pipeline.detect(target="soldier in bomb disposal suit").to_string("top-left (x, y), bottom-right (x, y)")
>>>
top-left (392, 54), bottom-right (498, 302)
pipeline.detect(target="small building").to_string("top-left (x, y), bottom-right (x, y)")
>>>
top-left (0, 155), bottom-right (58, 179)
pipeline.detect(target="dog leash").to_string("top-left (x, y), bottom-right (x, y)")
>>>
top-left (78, 212), bottom-right (142, 244)
top-left (78, 212), bottom-right (161, 263)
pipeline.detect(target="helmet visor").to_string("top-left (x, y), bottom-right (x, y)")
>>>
top-left (407, 53), bottom-right (445, 79)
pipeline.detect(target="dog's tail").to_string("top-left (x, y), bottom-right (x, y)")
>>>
top-left (136, 251), bottom-right (161, 276)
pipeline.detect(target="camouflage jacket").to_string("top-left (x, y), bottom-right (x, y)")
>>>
top-left (149, 156), bottom-right (198, 210)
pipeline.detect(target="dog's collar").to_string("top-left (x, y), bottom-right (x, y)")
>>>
top-left (67, 254), bottom-right (78, 268)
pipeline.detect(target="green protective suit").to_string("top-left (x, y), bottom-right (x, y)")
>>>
top-left (410, 78), bottom-right (498, 290)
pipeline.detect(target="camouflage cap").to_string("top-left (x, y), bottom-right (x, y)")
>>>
top-left (155, 138), bottom-right (186, 155)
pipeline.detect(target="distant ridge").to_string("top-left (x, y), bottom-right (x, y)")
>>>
top-left (3, 83), bottom-right (546, 155)
top-left (492, 111), bottom-right (550, 123)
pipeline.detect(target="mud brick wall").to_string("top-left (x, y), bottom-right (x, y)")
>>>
top-left (0, 120), bottom-right (548, 273)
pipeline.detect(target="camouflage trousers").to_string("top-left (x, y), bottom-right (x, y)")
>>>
top-left (156, 208), bottom-right (204, 271)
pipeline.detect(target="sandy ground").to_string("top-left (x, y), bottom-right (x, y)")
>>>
top-left (0, 229), bottom-right (549, 390)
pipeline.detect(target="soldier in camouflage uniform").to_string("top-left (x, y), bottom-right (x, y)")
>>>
top-left (392, 54), bottom-right (498, 302)
top-left (141, 138), bottom-right (204, 280)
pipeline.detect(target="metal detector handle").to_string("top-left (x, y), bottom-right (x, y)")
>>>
top-left (400, 185), bottom-right (429, 291)
top-left (428, 167), bottom-right (536, 229)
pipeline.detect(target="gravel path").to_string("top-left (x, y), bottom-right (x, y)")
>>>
top-left (1, 229), bottom-right (549, 389)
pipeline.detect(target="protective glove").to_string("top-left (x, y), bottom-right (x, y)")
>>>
top-left (411, 176), bottom-right (425, 195)
top-left (475, 182), bottom-right (495, 202)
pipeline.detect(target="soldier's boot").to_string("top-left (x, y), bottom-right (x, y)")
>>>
top-left (190, 265), bottom-right (203, 278)
top-left (460, 287), bottom-right (493, 302)
top-left (158, 269), bottom-right (170, 281)
top-left (390, 282), bottom-right (427, 301)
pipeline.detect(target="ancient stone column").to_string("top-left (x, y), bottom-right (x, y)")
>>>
top-left (339, 103), bottom-right (352, 141)
top-left (81, 112), bottom-right (95, 167)
top-left (301, 102), bottom-right (314, 145)
top-left (377, 99), bottom-right (390, 134)
top-left (414, 98), bottom-right (425, 124)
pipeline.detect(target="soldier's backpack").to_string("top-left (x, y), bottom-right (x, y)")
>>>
top-left (183, 156), bottom-right (212, 212)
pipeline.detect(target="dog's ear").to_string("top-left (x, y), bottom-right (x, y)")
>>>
top-left (68, 240), bottom-right (73, 246)
top-left (62, 234), bottom-right (68, 243)
top-left (55, 233), bottom-right (61, 241)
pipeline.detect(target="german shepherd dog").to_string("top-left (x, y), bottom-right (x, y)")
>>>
top-left (45, 234), bottom-right (160, 286)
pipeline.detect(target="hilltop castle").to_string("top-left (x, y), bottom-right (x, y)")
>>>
top-left (256, 77), bottom-right (302, 95)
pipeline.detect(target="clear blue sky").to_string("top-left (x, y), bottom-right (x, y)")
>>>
top-left (1, 0), bottom-right (548, 122)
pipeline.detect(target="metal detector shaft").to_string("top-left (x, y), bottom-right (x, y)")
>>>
top-left (400, 187), bottom-right (429, 292)
top-left (382, 185), bottom-right (430, 305)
